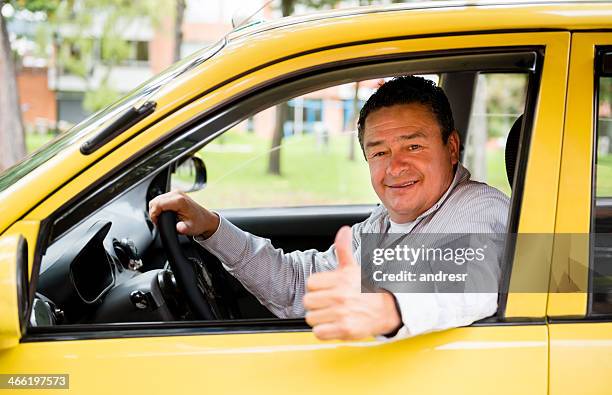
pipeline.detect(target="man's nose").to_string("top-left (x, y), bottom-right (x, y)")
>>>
top-left (386, 152), bottom-right (410, 177)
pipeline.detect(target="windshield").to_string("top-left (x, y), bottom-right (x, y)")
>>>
top-left (0, 38), bottom-right (226, 194)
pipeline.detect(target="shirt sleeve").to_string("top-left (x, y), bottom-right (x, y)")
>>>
top-left (379, 192), bottom-right (508, 341)
top-left (194, 215), bottom-right (344, 318)
top-left (378, 292), bottom-right (498, 342)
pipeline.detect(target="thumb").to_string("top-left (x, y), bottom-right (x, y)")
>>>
top-left (334, 226), bottom-right (356, 269)
top-left (176, 221), bottom-right (189, 235)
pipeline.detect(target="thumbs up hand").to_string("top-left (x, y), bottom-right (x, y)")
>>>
top-left (304, 226), bottom-right (402, 341)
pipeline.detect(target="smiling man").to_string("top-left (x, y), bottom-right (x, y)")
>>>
top-left (149, 76), bottom-right (509, 341)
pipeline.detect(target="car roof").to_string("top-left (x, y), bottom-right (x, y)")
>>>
top-left (227, 0), bottom-right (612, 42)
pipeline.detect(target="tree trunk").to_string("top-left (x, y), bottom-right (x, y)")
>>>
top-left (267, 102), bottom-right (288, 176)
top-left (266, 1), bottom-right (294, 175)
top-left (0, 15), bottom-right (26, 171)
top-left (173, 0), bottom-right (185, 62)
top-left (348, 80), bottom-right (360, 161)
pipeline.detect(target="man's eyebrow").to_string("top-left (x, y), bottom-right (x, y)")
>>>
top-left (398, 131), bottom-right (427, 141)
top-left (365, 131), bottom-right (427, 149)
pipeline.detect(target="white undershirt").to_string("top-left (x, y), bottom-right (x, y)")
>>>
top-left (389, 219), bottom-right (416, 233)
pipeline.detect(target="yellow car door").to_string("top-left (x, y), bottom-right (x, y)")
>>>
top-left (548, 32), bottom-right (612, 395)
top-left (0, 10), bottom-right (572, 395)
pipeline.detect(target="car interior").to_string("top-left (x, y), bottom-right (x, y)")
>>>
top-left (26, 51), bottom-right (537, 333)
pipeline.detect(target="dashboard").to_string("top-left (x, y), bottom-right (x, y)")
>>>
top-left (32, 171), bottom-right (183, 326)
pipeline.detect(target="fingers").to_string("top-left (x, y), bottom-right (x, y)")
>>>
top-left (176, 221), bottom-right (189, 235)
top-left (148, 191), bottom-right (190, 224)
top-left (334, 226), bottom-right (356, 269)
top-left (303, 289), bottom-right (342, 310)
top-left (306, 271), bottom-right (342, 292)
top-left (312, 323), bottom-right (350, 341)
top-left (305, 306), bottom-right (339, 326)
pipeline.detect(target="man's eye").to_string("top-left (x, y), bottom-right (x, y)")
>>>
top-left (408, 144), bottom-right (422, 151)
top-left (371, 151), bottom-right (386, 158)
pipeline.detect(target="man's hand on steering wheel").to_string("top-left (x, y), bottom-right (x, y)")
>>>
top-left (149, 190), bottom-right (220, 239)
top-left (148, 190), bottom-right (221, 320)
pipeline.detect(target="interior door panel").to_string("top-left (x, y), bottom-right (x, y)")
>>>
top-left (222, 205), bottom-right (375, 252)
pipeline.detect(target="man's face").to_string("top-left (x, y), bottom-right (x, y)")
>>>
top-left (363, 103), bottom-right (459, 223)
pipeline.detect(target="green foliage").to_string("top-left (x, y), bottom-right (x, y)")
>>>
top-left (13, 0), bottom-right (59, 14)
top-left (484, 74), bottom-right (527, 138)
top-left (21, 0), bottom-right (172, 114)
top-left (83, 81), bottom-right (120, 112)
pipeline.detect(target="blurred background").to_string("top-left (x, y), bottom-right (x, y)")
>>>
top-left (0, 0), bottom-right (542, 203)
top-left (0, 0), bottom-right (412, 166)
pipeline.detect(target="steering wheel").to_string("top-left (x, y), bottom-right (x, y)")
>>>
top-left (157, 211), bottom-right (216, 320)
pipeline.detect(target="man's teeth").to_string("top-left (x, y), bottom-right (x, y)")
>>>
top-left (397, 181), bottom-right (416, 187)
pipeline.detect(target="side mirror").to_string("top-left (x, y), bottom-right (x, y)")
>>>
top-left (0, 235), bottom-right (28, 350)
top-left (170, 156), bottom-right (207, 193)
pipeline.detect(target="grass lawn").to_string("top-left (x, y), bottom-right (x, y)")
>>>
top-left (188, 131), bottom-right (512, 209)
top-left (25, 132), bottom-right (57, 154)
top-left (597, 154), bottom-right (612, 197)
top-left (487, 148), bottom-right (511, 196)
top-left (188, 132), bottom-right (378, 209)
top-left (26, 129), bottom-right (512, 208)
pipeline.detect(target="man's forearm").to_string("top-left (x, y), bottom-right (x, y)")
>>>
top-left (195, 215), bottom-right (338, 318)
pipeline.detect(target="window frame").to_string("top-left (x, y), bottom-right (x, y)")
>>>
top-left (24, 47), bottom-right (543, 341)
top-left (589, 46), bottom-right (612, 317)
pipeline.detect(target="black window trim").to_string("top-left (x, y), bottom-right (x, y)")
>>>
top-left (588, 46), bottom-right (612, 319)
top-left (24, 46), bottom-right (543, 342)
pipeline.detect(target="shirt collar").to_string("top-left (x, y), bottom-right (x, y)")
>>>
top-left (383, 162), bottom-right (471, 226)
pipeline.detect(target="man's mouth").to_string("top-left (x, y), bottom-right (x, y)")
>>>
top-left (387, 180), bottom-right (418, 189)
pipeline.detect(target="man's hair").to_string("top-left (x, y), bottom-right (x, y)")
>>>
top-left (357, 76), bottom-right (455, 154)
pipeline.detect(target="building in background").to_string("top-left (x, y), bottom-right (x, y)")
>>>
top-left (9, 0), bottom-right (268, 134)
top-left (8, 0), bottom-right (384, 138)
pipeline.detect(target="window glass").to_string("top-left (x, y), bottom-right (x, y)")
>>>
top-left (188, 81), bottom-right (382, 209)
top-left (464, 73), bottom-right (528, 196)
top-left (592, 75), bottom-right (612, 314)
top-left (32, 58), bottom-right (535, 331)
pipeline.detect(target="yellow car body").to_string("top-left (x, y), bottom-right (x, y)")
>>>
top-left (0, 2), bottom-right (610, 394)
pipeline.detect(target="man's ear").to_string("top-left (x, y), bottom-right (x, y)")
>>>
top-left (447, 130), bottom-right (460, 165)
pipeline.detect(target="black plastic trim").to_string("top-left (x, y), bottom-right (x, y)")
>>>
top-left (23, 218), bottom-right (52, 335)
top-left (22, 316), bottom-right (545, 342)
top-left (588, 46), bottom-right (612, 317)
top-left (16, 236), bottom-right (28, 336)
top-left (548, 315), bottom-right (612, 324)
top-left (80, 101), bottom-right (157, 155)
top-left (601, 51), bottom-right (612, 76)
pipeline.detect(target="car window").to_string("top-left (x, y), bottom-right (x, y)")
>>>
top-left (592, 66), bottom-right (612, 314)
top-left (30, 50), bottom-right (538, 336)
top-left (188, 79), bottom-right (387, 209)
top-left (188, 72), bottom-right (524, 209)
top-left (464, 73), bottom-right (528, 196)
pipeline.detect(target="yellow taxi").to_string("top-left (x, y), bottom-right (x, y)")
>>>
top-left (1, 1), bottom-right (611, 393)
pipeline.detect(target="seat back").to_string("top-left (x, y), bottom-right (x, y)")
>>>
top-left (504, 115), bottom-right (524, 188)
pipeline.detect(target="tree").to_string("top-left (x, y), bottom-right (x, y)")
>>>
top-left (267, 0), bottom-right (341, 175)
top-left (45, 0), bottom-right (169, 113)
top-left (173, 0), bottom-right (185, 62)
top-left (348, 81), bottom-right (360, 161)
top-left (0, 0), bottom-right (58, 171)
top-left (0, 9), bottom-right (25, 171)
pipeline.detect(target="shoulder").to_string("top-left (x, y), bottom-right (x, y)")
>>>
top-left (452, 179), bottom-right (510, 209)
top-left (349, 204), bottom-right (388, 244)
top-left (436, 179), bottom-right (510, 233)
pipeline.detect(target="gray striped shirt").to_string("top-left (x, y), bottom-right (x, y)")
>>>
top-left (196, 162), bottom-right (509, 340)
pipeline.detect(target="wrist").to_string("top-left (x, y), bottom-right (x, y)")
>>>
top-left (197, 211), bottom-right (220, 239)
top-left (379, 291), bottom-right (402, 336)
